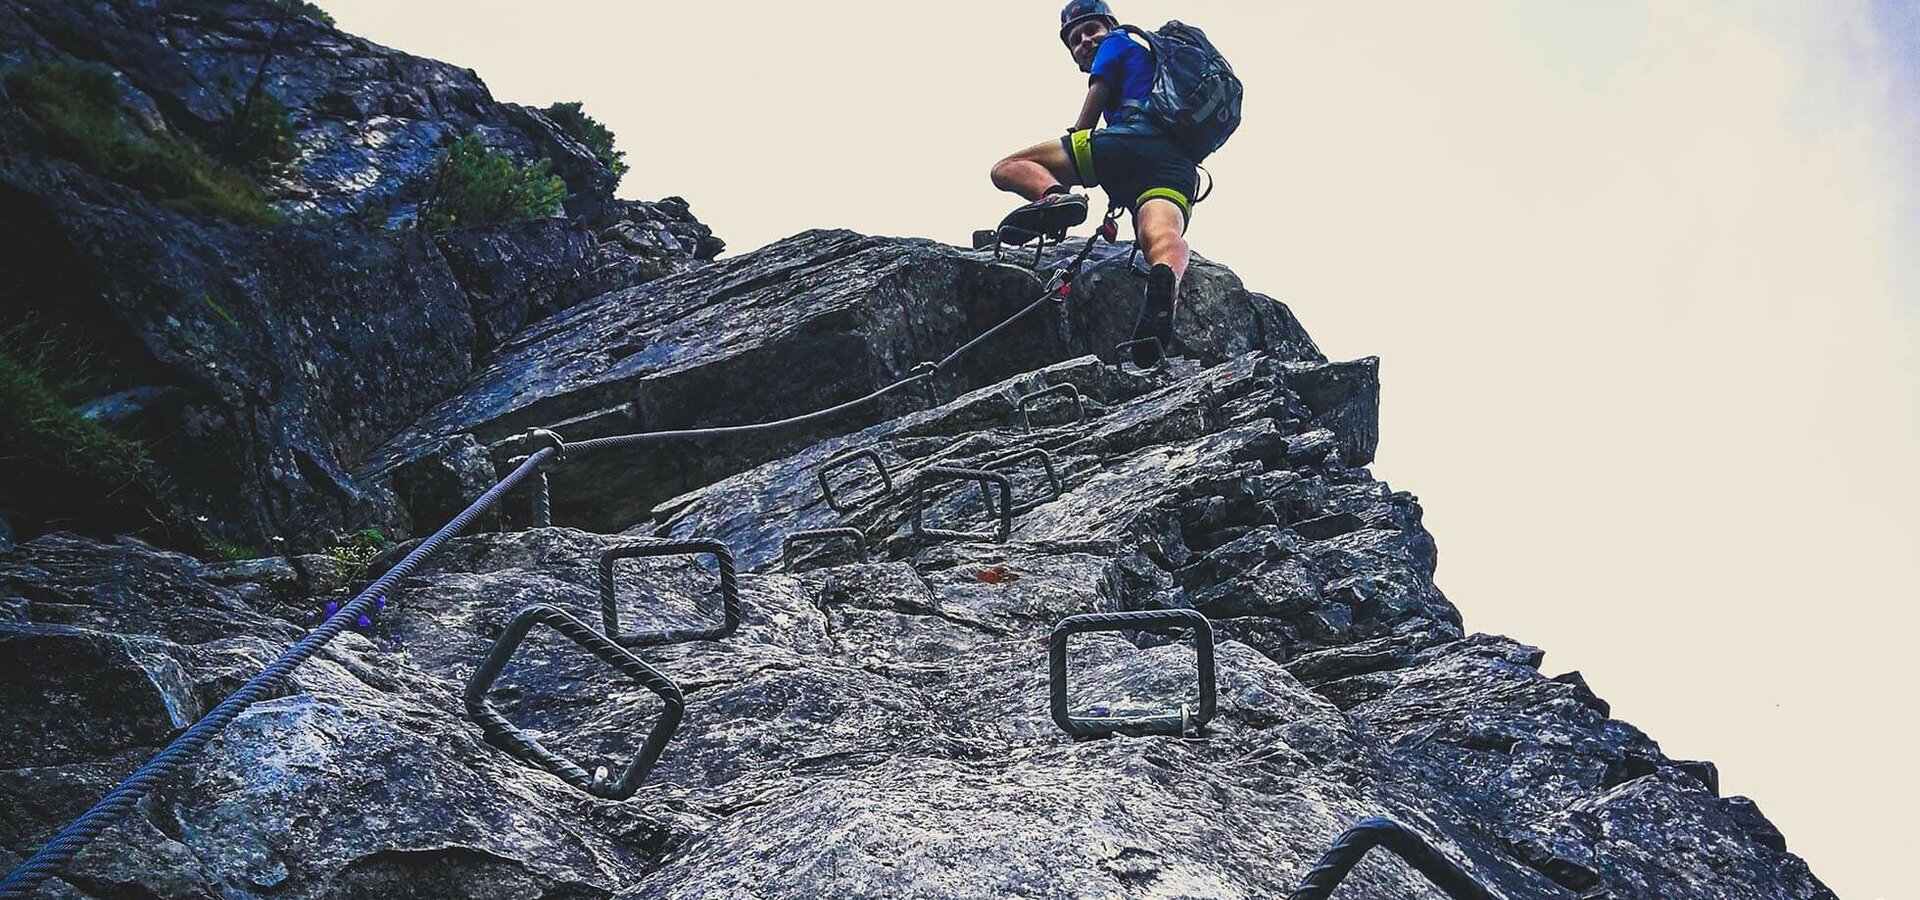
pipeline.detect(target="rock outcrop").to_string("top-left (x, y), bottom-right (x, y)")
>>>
top-left (0, 3), bottom-right (1835, 898)
top-left (0, 0), bottom-right (720, 550)
top-left (0, 226), bottom-right (1833, 896)
top-left (363, 230), bottom-right (1318, 535)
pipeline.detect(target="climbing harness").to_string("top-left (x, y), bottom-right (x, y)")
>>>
top-left (1287, 817), bottom-right (1498, 900)
top-left (817, 447), bottom-right (895, 514)
top-left (465, 604), bottom-right (684, 801)
top-left (781, 527), bottom-right (869, 572)
top-left (596, 539), bottom-right (739, 648)
top-left (1016, 382), bottom-right (1087, 432)
top-left (1049, 608), bottom-right (1216, 738)
top-left (2, 205), bottom-right (1135, 897)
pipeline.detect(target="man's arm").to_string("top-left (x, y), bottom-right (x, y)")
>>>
top-left (1071, 79), bottom-right (1112, 132)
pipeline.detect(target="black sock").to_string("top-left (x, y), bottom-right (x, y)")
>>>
top-left (1043, 184), bottom-right (1071, 197)
top-left (1149, 263), bottom-right (1176, 300)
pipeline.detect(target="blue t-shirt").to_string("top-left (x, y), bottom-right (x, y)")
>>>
top-left (1089, 29), bottom-right (1154, 127)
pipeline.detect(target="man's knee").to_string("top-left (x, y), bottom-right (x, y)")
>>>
top-left (1135, 196), bottom-right (1190, 241)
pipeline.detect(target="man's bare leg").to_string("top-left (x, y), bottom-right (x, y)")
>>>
top-left (1130, 197), bottom-right (1190, 366)
top-left (990, 138), bottom-right (1078, 201)
top-left (1134, 198), bottom-right (1189, 279)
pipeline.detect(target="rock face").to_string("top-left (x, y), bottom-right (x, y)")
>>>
top-left (0, 273), bottom-right (1832, 897)
top-left (0, 3), bottom-right (1835, 898)
top-left (363, 230), bottom-right (1320, 536)
top-left (0, 0), bottom-right (720, 550)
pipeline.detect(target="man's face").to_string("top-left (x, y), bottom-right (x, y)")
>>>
top-left (1067, 20), bottom-right (1110, 72)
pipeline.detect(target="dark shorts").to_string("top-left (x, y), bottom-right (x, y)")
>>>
top-left (1060, 121), bottom-right (1199, 225)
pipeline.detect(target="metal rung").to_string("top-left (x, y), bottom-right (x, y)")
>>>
top-left (598, 539), bottom-right (739, 647)
top-left (1049, 608), bottom-right (1216, 739)
top-left (909, 466), bottom-right (1013, 543)
top-left (979, 447), bottom-right (1063, 517)
top-left (1114, 337), bottom-right (1167, 372)
top-left (1287, 817), bottom-right (1498, 900)
top-left (1017, 382), bottom-right (1086, 431)
top-left (781, 527), bottom-right (868, 572)
top-left (817, 447), bottom-right (894, 514)
top-left (465, 604), bottom-right (684, 800)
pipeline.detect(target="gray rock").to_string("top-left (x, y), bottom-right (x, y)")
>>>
top-left (0, 329), bottom-right (1834, 899)
top-left (0, 0), bottom-right (721, 551)
top-left (362, 230), bottom-right (1321, 535)
top-left (0, 6), bottom-right (1835, 898)
top-left (0, 624), bottom-right (199, 767)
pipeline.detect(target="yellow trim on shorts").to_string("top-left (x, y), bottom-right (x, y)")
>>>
top-left (1135, 187), bottom-right (1192, 219)
top-left (1069, 128), bottom-right (1097, 187)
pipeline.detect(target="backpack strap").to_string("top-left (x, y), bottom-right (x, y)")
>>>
top-left (1118, 23), bottom-right (1157, 55)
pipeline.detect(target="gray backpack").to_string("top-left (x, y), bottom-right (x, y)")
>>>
top-left (1120, 21), bottom-right (1244, 161)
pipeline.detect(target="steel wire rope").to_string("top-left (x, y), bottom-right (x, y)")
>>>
top-left (570, 209), bottom-right (1120, 457)
top-left (0, 451), bottom-right (555, 899)
top-left (2, 217), bottom-right (1122, 895)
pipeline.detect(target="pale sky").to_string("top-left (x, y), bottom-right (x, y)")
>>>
top-left (317, 3), bottom-right (1920, 897)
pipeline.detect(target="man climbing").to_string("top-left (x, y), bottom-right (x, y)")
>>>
top-left (989, 0), bottom-right (1201, 368)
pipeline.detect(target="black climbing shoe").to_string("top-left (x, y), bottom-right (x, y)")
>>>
top-left (1130, 263), bottom-right (1178, 368)
top-left (999, 192), bottom-right (1089, 243)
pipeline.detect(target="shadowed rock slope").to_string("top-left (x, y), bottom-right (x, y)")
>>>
top-left (0, 0), bottom-right (720, 550)
top-left (0, 227), bottom-right (1833, 897)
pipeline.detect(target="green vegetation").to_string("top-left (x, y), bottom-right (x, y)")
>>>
top-left (219, 89), bottom-right (298, 178)
top-left (419, 134), bottom-right (566, 231)
top-left (326, 527), bottom-right (392, 575)
top-left (3, 61), bottom-right (280, 225)
top-left (0, 351), bottom-right (150, 496)
top-left (283, 0), bottom-right (335, 27)
top-left (205, 537), bottom-right (263, 562)
top-left (201, 294), bottom-right (239, 327)
top-left (542, 101), bottom-right (628, 181)
top-left (1, 312), bottom-right (119, 402)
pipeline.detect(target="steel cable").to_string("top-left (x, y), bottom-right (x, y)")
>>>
top-left (571, 213), bottom-right (1117, 457)
top-left (2, 220), bottom-right (1120, 895)
top-left (0, 450), bottom-right (555, 899)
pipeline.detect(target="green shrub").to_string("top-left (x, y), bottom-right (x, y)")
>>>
top-left (541, 101), bottom-right (628, 181)
top-left (205, 537), bottom-right (262, 562)
top-left (283, 0), bottom-right (334, 26)
top-left (220, 89), bottom-right (299, 177)
top-left (325, 527), bottom-right (392, 575)
top-left (0, 312), bottom-right (120, 403)
top-left (419, 134), bottom-right (566, 231)
top-left (0, 351), bottom-right (150, 496)
top-left (3, 61), bottom-right (280, 225)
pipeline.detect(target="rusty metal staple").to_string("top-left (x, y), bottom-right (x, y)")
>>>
top-left (1048, 608), bottom-right (1216, 739)
top-left (781, 527), bottom-right (869, 572)
top-left (465, 604), bottom-right (684, 801)
top-left (598, 539), bottom-right (740, 647)
top-left (909, 466), bottom-right (1014, 543)
top-left (1017, 382), bottom-right (1087, 431)
top-left (817, 447), bottom-right (894, 514)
